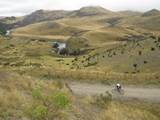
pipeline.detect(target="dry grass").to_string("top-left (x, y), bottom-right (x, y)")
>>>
top-left (103, 101), bottom-right (160, 120)
top-left (79, 94), bottom-right (160, 120)
top-left (0, 70), bottom-right (159, 120)
top-left (0, 36), bottom-right (160, 86)
top-left (0, 71), bottom-right (73, 120)
top-left (19, 67), bottom-right (160, 86)
top-left (12, 33), bottom-right (70, 40)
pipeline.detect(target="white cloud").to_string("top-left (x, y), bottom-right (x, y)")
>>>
top-left (0, 0), bottom-right (160, 16)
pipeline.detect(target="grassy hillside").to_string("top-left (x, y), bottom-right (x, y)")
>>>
top-left (0, 70), bottom-right (159, 120)
top-left (0, 70), bottom-right (73, 120)
top-left (116, 15), bottom-right (160, 31)
top-left (72, 6), bottom-right (113, 17)
top-left (142, 9), bottom-right (160, 17)
top-left (13, 21), bottom-right (85, 36)
top-left (1, 36), bottom-right (160, 120)
top-left (103, 101), bottom-right (160, 120)
top-left (11, 7), bottom-right (160, 49)
top-left (1, 6), bottom-right (160, 120)
top-left (72, 36), bottom-right (160, 73)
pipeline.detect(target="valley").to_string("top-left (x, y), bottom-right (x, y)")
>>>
top-left (0, 5), bottom-right (160, 120)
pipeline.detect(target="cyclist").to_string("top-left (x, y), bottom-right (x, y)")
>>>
top-left (116, 83), bottom-right (122, 92)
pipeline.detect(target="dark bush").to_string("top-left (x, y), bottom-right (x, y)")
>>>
top-left (154, 41), bottom-right (157, 43)
top-left (0, 27), bottom-right (6, 35)
top-left (137, 70), bottom-right (140, 73)
top-left (144, 61), bottom-right (148, 64)
top-left (59, 48), bottom-right (68, 55)
top-left (74, 57), bottom-right (78, 61)
top-left (133, 64), bottom-right (137, 68)
top-left (52, 42), bottom-right (59, 48)
top-left (155, 76), bottom-right (159, 79)
top-left (121, 51), bottom-right (124, 54)
top-left (150, 35), bottom-right (156, 39)
top-left (138, 51), bottom-right (142, 55)
top-left (92, 92), bottom-right (112, 108)
top-left (151, 47), bottom-right (155, 51)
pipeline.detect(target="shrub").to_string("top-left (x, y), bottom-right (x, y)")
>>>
top-left (144, 61), bottom-right (148, 64)
top-left (26, 88), bottom-right (71, 119)
top-left (113, 52), bottom-right (116, 55)
top-left (150, 35), bottom-right (156, 39)
top-left (151, 47), bottom-right (155, 51)
top-left (133, 64), bottom-right (137, 68)
top-left (59, 48), bottom-right (68, 55)
top-left (93, 91), bottom-right (112, 108)
top-left (137, 70), bottom-right (140, 73)
top-left (85, 61), bottom-right (98, 67)
top-left (139, 51), bottom-right (142, 55)
top-left (52, 92), bottom-right (71, 109)
top-left (0, 27), bottom-right (6, 35)
top-left (32, 87), bottom-right (43, 100)
top-left (26, 104), bottom-right (48, 120)
top-left (74, 57), bottom-right (78, 61)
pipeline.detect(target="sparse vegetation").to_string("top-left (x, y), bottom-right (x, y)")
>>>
top-left (0, 5), bottom-right (160, 120)
top-left (0, 71), bottom-right (72, 120)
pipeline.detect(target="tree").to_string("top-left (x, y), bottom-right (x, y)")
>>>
top-left (151, 47), bottom-right (155, 51)
top-left (133, 64), bottom-right (137, 68)
top-left (59, 48), bottom-right (68, 55)
top-left (52, 42), bottom-right (59, 48)
top-left (138, 51), bottom-right (142, 55)
top-left (0, 27), bottom-right (6, 35)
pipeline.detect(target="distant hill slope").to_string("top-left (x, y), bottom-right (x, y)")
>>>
top-left (115, 14), bottom-right (160, 30)
top-left (0, 10), bottom-right (70, 29)
top-left (73, 36), bottom-right (160, 73)
top-left (142, 9), bottom-right (160, 17)
top-left (12, 21), bottom-right (85, 36)
top-left (17, 10), bottom-right (70, 26)
top-left (72, 6), bottom-right (113, 17)
top-left (119, 10), bottom-right (142, 16)
top-left (1, 6), bottom-right (160, 32)
top-left (0, 16), bottom-right (5, 19)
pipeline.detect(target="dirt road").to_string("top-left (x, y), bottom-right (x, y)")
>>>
top-left (69, 82), bottom-right (160, 103)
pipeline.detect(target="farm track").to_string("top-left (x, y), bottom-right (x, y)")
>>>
top-left (69, 82), bottom-right (160, 103)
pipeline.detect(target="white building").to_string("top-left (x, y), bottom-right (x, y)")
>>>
top-left (6, 30), bottom-right (11, 36)
top-left (53, 42), bottom-right (67, 54)
top-left (57, 43), bottom-right (66, 50)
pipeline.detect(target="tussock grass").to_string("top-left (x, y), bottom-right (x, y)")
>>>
top-left (103, 101), bottom-right (160, 120)
top-left (0, 71), bottom-right (72, 120)
top-left (1, 36), bottom-right (160, 85)
top-left (82, 94), bottom-right (160, 120)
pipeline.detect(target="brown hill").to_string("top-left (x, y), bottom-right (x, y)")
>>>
top-left (16, 9), bottom-right (70, 26)
top-left (72, 6), bottom-right (113, 17)
top-left (142, 9), bottom-right (160, 17)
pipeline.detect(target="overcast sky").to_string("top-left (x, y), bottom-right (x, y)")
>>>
top-left (0, 0), bottom-right (160, 16)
